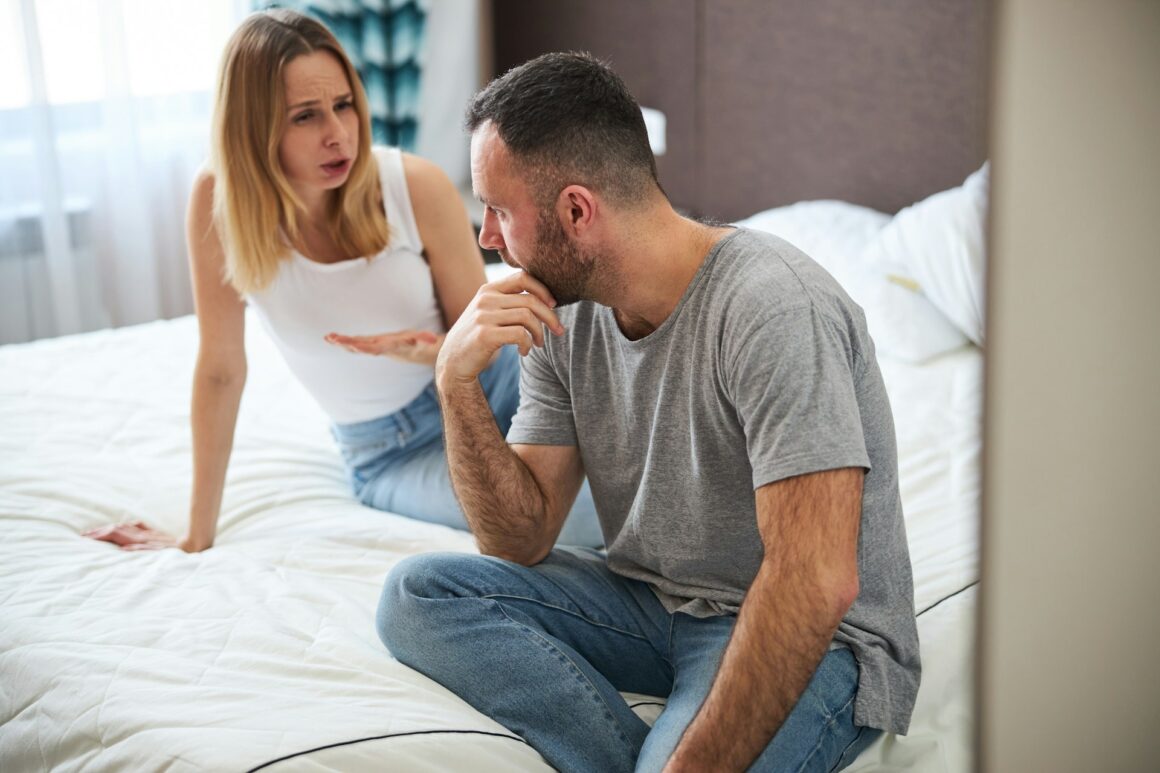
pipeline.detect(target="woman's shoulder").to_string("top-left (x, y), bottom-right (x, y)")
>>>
top-left (398, 151), bottom-right (458, 210)
top-left (189, 166), bottom-right (216, 218)
top-left (365, 145), bottom-right (451, 190)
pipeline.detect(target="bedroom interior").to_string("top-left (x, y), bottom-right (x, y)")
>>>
top-left (1, 1), bottom-right (1156, 772)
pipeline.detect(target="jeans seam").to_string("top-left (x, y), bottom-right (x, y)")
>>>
top-left (481, 593), bottom-right (653, 644)
top-left (664, 614), bottom-right (677, 667)
top-left (829, 726), bottom-right (866, 773)
top-left (793, 691), bottom-right (857, 773)
top-left (492, 601), bottom-right (639, 753)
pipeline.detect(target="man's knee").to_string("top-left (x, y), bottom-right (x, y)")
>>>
top-left (376, 551), bottom-right (472, 659)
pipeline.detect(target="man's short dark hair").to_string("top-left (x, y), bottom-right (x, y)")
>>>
top-left (465, 52), bottom-right (660, 208)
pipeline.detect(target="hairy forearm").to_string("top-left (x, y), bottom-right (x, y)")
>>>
top-left (187, 367), bottom-right (245, 549)
top-left (437, 377), bottom-right (552, 562)
top-left (668, 469), bottom-right (863, 771)
top-left (670, 565), bottom-right (846, 770)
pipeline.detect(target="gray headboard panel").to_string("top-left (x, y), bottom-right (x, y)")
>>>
top-left (492, 0), bottom-right (990, 220)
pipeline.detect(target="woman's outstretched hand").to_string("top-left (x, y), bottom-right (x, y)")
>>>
top-left (83, 521), bottom-right (204, 552)
top-left (325, 329), bottom-right (443, 365)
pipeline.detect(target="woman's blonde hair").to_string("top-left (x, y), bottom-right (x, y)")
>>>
top-left (210, 9), bottom-right (388, 293)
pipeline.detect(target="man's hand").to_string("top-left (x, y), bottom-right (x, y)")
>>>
top-left (325, 330), bottom-right (443, 366)
top-left (431, 270), bottom-right (573, 561)
top-left (436, 271), bottom-right (564, 389)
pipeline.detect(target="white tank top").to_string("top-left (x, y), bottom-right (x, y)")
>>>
top-left (247, 147), bottom-right (444, 424)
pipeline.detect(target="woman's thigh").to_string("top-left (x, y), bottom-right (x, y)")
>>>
top-left (358, 439), bottom-right (468, 530)
top-left (361, 441), bottom-right (605, 547)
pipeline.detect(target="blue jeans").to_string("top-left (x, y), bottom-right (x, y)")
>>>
top-left (331, 345), bottom-right (603, 547)
top-left (378, 547), bottom-right (881, 772)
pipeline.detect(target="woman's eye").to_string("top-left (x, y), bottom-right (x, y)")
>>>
top-left (336, 100), bottom-right (353, 111)
top-left (293, 111), bottom-right (313, 124)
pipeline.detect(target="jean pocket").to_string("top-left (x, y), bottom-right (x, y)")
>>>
top-left (809, 648), bottom-right (859, 723)
top-left (333, 425), bottom-right (410, 476)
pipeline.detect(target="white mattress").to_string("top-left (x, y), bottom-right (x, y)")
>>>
top-left (0, 210), bottom-right (980, 772)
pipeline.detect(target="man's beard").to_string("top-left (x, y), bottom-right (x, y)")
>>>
top-left (524, 208), bottom-right (598, 307)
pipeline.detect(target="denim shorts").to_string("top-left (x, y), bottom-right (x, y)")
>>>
top-left (331, 344), bottom-right (520, 505)
top-left (329, 346), bottom-right (603, 546)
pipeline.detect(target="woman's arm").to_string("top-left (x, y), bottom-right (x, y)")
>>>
top-left (86, 171), bottom-right (247, 552)
top-left (401, 152), bottom-right (487, 330)
top-left (182, 170), bottom-right (248, 551)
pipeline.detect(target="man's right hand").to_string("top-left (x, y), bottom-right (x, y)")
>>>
top-left (435, 270), bottom-right (564, 390)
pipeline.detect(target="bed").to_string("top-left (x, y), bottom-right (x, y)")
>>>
top-left (2, 1), bottom-right (988, 769)
top-left (0, 183), bottom-right (983, 771)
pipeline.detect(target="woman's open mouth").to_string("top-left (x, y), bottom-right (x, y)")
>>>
top-left (322, 158), bottom-right (351, 177)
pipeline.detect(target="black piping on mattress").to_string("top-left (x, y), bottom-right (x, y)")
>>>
top-left (916, 580), bottom-right (979, 618)
top-left (245, 729), bottom-right (530, 772)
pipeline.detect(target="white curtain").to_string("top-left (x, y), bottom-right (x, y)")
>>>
top-left (414, 0), bottom-right (483, 193)
top-left (0, 0), bottom-right (247, 344)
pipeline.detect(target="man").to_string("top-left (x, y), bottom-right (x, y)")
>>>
top-left (377, 52), bottom-right (919, 773)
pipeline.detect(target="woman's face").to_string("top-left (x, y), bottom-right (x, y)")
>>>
top-left (277, 50), bottom-right (360, 202)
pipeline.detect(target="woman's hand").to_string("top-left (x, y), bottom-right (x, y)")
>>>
top-left (82, 521), bottom-right (204, 552)
top-left (325, 329), bottom-right (443, 366)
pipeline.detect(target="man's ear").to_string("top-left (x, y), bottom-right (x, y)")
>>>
top-left (556, 185), bottom-right (597, 238)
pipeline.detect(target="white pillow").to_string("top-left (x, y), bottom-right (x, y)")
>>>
top-left (736, 200), bottom-right (969, 363)
top-left (862, 163), bottom-right (989, 345)
top-left (845, 261), bottom-right (969, 362)
top-left (734, 200), bottom-right (890, 281)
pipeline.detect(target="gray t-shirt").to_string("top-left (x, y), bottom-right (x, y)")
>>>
top-left (507, 227), bottom-right (920, 735)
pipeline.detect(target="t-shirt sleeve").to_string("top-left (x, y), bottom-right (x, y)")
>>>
top-left (730, 305), bottom-right (871, 489)
top-left (506, 342), bottom-right (578, 447)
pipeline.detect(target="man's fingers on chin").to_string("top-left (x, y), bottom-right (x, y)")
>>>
top-left (516, 274), bottom-right (557, 308)
top-left (496, 270), bottom-right (556, 305)
top-left (507, 294), bottom-right (562, 334)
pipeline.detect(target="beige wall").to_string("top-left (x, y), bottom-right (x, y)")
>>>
top-left (979, 2), bottom-right (1160, 771)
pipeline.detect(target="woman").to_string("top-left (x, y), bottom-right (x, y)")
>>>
top-left (85, 9), bottom-right (600, 552)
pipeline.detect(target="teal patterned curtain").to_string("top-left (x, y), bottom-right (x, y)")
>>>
top-left (262, 1), bottom-right (427, 149)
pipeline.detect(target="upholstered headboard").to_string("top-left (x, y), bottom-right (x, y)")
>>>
top-left (491, 0), bottom-right (990, 220)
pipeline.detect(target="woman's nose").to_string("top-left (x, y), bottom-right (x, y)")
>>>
top-left (323, 111), bottom-right (348, 146)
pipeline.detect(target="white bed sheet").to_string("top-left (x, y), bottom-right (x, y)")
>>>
top-left (1, 214), bottom-right (980, 772)
top-left (0, 316), bottom-right (555, 771)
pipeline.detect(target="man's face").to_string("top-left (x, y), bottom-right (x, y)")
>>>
top-left (471, 123), bottom-right (596, 306)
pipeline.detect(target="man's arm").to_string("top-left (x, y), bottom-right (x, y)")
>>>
top-left (664, 467), bottom-right (864, 772)
top-left (438, 377), bottom-right (583, 563)
top-left (435, 270), bottom-right (582, 564)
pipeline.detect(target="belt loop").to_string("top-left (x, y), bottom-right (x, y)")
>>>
top-left (395, 405), bottom-right (414, 444)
